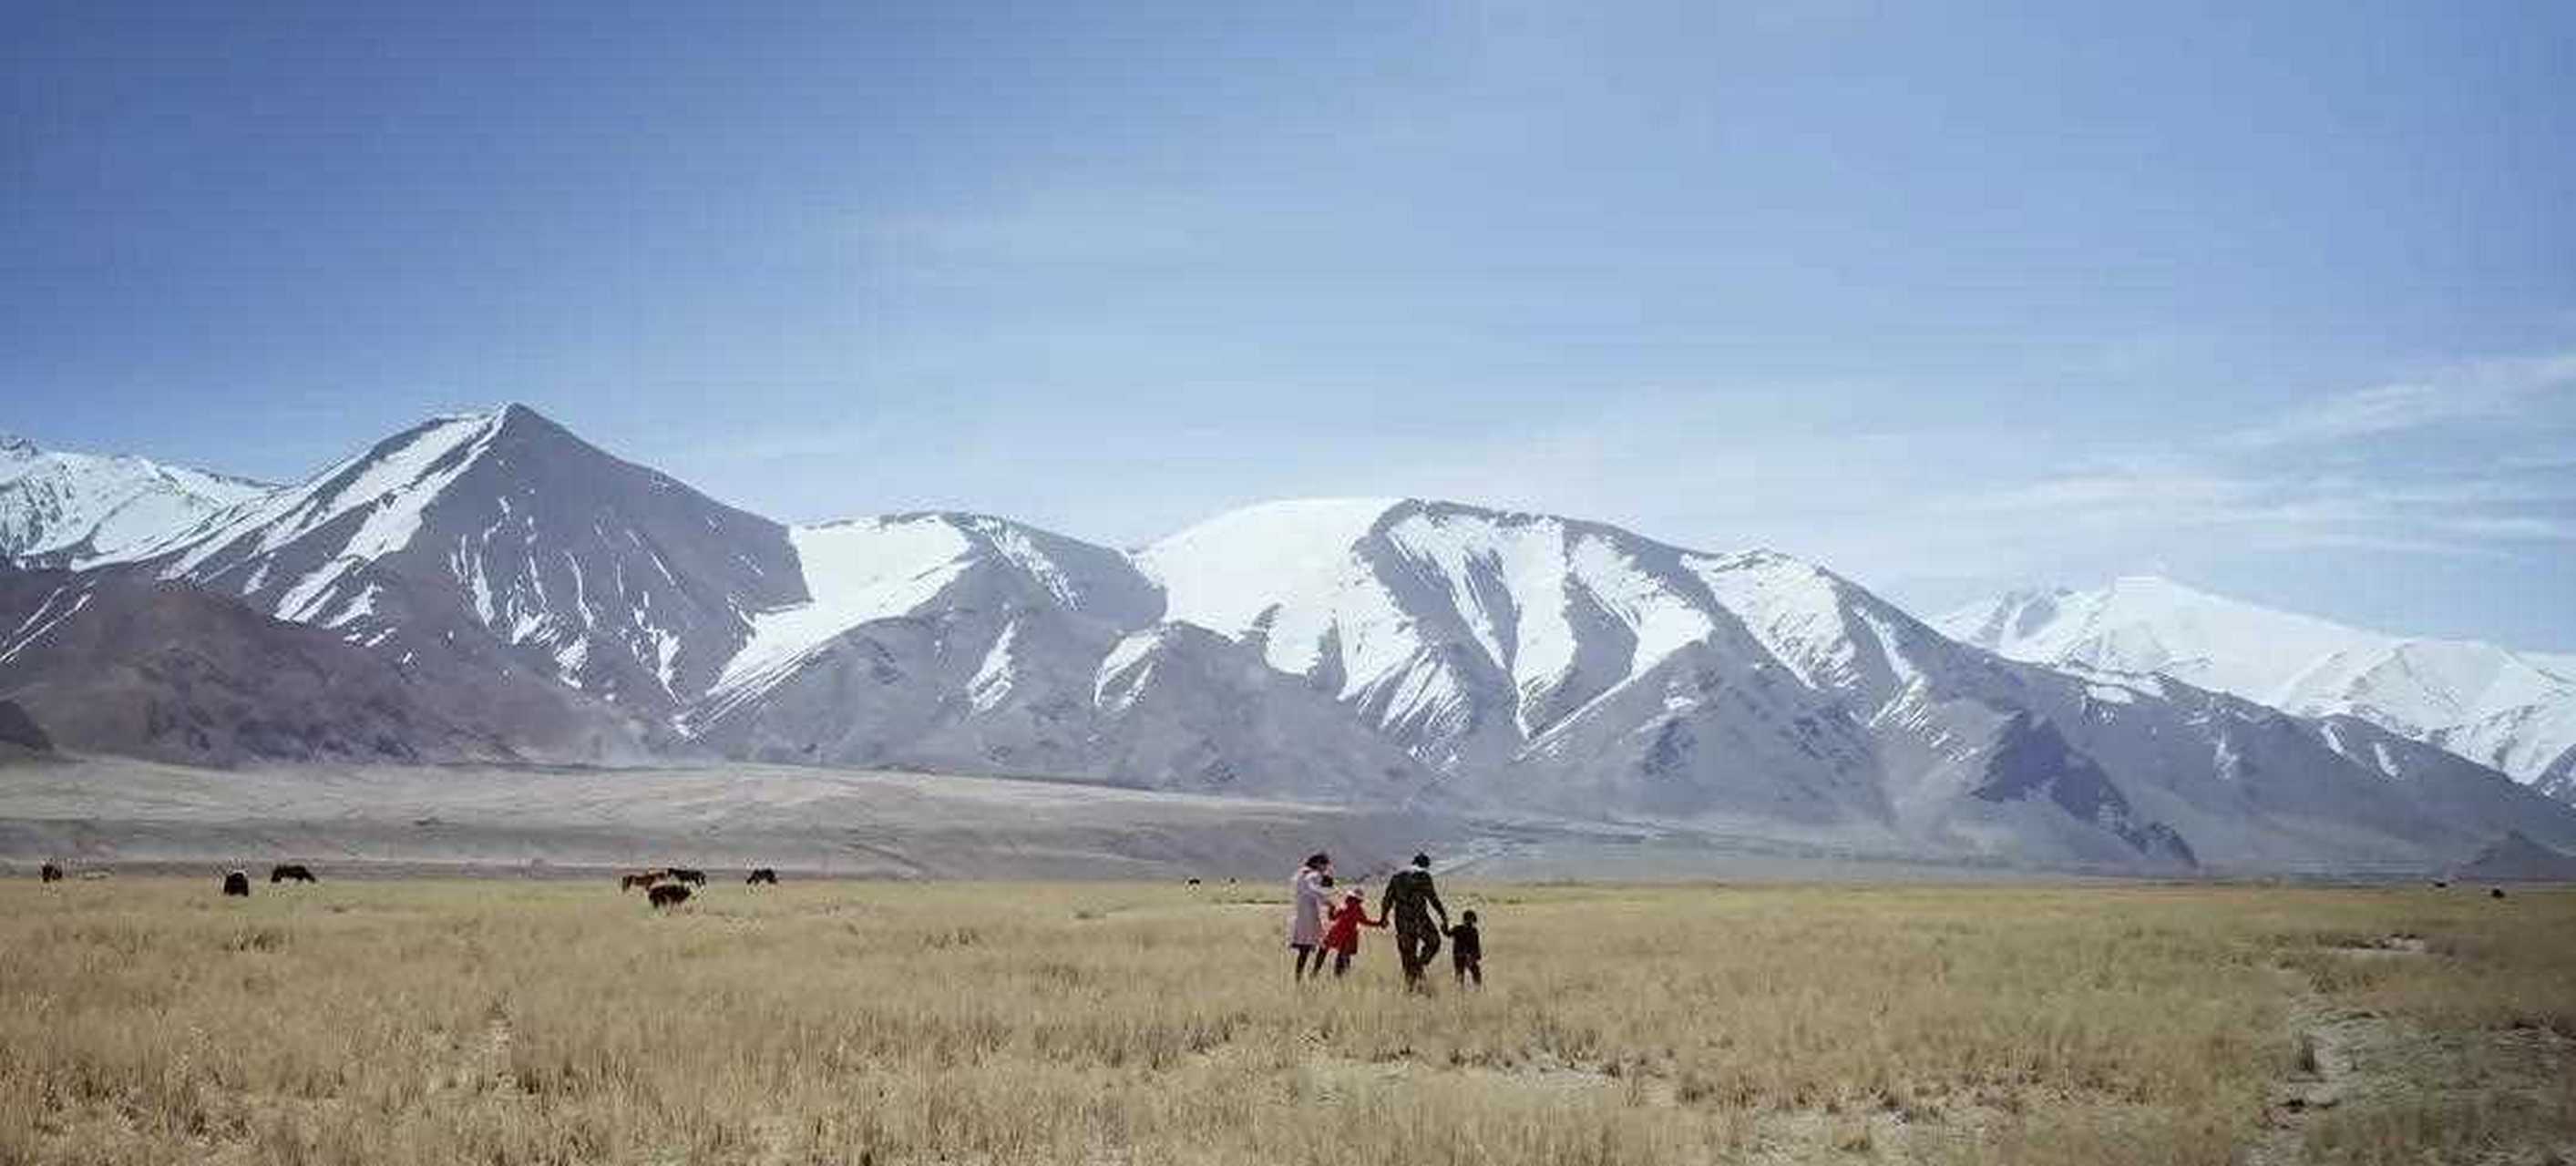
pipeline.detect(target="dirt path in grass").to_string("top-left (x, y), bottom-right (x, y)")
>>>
top-left (2245, 936), bottom-right (2576, 1166)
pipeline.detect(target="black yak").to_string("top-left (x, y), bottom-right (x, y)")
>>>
top-left (221, 870), bottom-right (251, 897)
top-left (746, 868), bottom-right (779, 886)
top-left (648, 884), bottom-right (693, 909)
top-left (667, 867), bottom-right (707, 887)
top-left (270, 864), bottom-right (317, 885)
top-left (40, 863), bottom-right (62, 884)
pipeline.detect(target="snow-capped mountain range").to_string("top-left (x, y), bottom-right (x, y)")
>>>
top-left (1940, 578), bottom-right (2576, 803)
top-left (5, 406), bottom-right (2573, 873)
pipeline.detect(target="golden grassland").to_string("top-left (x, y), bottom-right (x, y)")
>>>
top-left (2, 877), bottom-right (2570, 1165)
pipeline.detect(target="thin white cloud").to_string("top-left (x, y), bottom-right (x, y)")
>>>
top-left (2221, 353), bottom-right (2576, 449)
top-left (2437, 515), bottom-right (2576, 543)
top-left (1877, 353), bottom-right (2573, 557)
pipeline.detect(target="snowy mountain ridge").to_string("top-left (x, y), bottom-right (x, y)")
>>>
top-left (103, 404), bottom-right (807, 711)
top-left (1144, 499), bottom-right (1797, 766)
top-left (0, 432), bottom-right (272, 564)
top-left (1939, 577), bottom-right (2576, 802)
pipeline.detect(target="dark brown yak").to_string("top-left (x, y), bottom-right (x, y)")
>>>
top-left (270, 864), bottom-right (318, 885)
top-left (621, 871), bottom-right (666, 892)
top-left (221, 870), bottom-right (251, 897)
top-left (648, 884), bottom-right (693, 909)
top-left (667, 867), bottom-right (707, 887)
top-left (745, 868), bottom-right (779, 886)
top-left (40, 863), bottom-right (63, 884)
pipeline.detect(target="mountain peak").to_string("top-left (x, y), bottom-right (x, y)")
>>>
top-left (129, 404), bottom-right (801, 706)
top-left (0, 433), bottom-right (36, 457)
top-left (316, 405), bottom-right (604, 499)
top-left (489, 401), bottom-right (567, 435)
top-left (413, 403), bottom-right (561, 439)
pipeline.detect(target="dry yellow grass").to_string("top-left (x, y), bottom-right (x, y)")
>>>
top-left (3, 877), bottom-right (2569, 1165)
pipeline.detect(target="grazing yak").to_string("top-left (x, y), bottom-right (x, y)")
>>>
top-left (667, 867), bottom-right (707, 887)
top-left (746, 868), bottom-right (779, 886)
top-left (270, 864), bottom-right (318, 885)
top-left (2491, 887), bottom-right (2509, 899)
top-left (648, 884), bottom-right (693, 909)
top-left (40, 862), bottom-right (63, 884)
top-left (621, 871), bottom-right (667, 892)
top-left (221, 870), bottom-right (251, 897)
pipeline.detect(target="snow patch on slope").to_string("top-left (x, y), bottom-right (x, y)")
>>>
top-left (703, 511), bottom-right (1165, 717)
top-left (0, 584), bottom-right (92, 665)
top-left (1135, 497), bottom-right (1403, 679)
top-left (713, 517), bottom-right (977, 701)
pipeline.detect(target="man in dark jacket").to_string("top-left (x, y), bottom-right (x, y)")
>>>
top-left (1379, 852), bottom-right (1448, 988)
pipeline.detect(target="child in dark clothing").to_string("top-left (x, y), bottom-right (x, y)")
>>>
top-left (1448, 909), bottom-right (1482, 987)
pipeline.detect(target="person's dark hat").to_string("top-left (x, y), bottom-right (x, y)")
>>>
top-left (1411, 853), bottom-right (1431, 867)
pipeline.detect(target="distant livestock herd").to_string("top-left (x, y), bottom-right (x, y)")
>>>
top-left (221, 864), bottom-right (315, 895)
top-left (29, 861), bottom-right (790, 904)
top-left (619, 866), bottom-right (784, 908)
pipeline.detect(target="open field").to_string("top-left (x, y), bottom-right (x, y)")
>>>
top-left (4, 880), bottom-right (2571, 1166)
top-left (0, 759), bottom-right (2115, 883)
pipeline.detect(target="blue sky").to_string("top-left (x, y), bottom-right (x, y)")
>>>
top-left (5, 2), bottom-right (2572, 648)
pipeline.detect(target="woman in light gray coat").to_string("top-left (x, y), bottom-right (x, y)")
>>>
top-left (1288, 852), bottom-right (1332, 980)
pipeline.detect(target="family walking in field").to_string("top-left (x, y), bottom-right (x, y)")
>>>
top-left (1287, 852), bottom-right (1482, 989)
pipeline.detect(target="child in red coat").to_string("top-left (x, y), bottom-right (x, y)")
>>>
top-left (1321, 888), bottom-right (1384, 977)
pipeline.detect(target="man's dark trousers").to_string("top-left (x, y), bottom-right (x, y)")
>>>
top-left (1393, 916), bottom-right (1441, 982)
